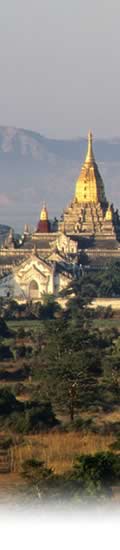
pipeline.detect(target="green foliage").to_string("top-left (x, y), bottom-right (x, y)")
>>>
top-left (30, 310), bottom-right (120, 413)
top-left (17, 327), bottom-right (25, 339)
top-left (1, 262), bottom-right (120, 427)
top-left (22, 458), bottom-right (53, 482)
top-left (64, 260), bottom-right (120, 301)
top-left (110, 436), bottom-right (120, 451)
top-left (71, 452), bottom-right (120, 495)
top-left (2, 300), bottom-right (21, 320)
top-left (95, 306), bottom-right (113, 319)
top-left (0, 436), bottom-right (13, 449)
top-left (0, 388), bottom-right (17, 415)
top-left (0, 318), bottom-right (12, 338)
top-left (15, 344), bottom-right (33, 359)
top-left (22, 401), bottom-right (58, 433)
top-left (16, 345), bottom-right (26, 359)
top-left (2, 296), bottom-right (62, 322)
top-left (21, 451), bottom-right (120, 501)
top-left (0, 344), bottom-right (13, 360)
top-left (0, 397), bottom-right (57, 434)
top-left (35, 295), bottom-right (62, 320)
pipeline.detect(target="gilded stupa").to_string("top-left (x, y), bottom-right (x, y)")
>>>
top-left (59, 131), bottom-right (119, 244)
top-left (75, 131), bottom-right (106, 204)
top-left (37, 203), bottom-right (50, 233)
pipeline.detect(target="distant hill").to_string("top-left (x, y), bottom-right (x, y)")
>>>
top-left (0, 126), bottom-right (120, 231)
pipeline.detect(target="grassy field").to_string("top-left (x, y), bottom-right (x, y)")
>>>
top-left (7, 318), bottom-right (120, 332)
top-left (0, 408), bottom-right (120, 498)
top-left (13, 407), bottom-right (120, 475)
top-left (7, 320), bottom-right (43, 331)
top-left (0, 428), bottom-right (116, 500)
top-left (93, 318), bottom-right (120, 329)
top-left (13, 431), bottom-right (115, 475)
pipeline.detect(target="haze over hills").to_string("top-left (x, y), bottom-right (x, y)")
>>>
top-left (0, 126), bottom-right (120, 232)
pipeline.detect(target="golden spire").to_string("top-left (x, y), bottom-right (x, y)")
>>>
top-left (75, 131), bottom-right (106, 204)
top-left (85, 131), bottom-right (95, 164)
top-left (40, 203), bottom-right (48, 221)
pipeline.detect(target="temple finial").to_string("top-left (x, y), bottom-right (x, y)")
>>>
top-left (85, 131), bottom-right (94, 164)
top-left (40, 203), bottom-right (48, 221)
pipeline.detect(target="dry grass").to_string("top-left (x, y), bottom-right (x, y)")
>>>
top-left (73, 409), bottom-right (120, 424)
top-left (12, 431), bottom-right (115, 475)
top-left (0, 429), bottom-right (116, 495)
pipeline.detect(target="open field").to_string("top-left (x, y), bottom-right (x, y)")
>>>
top-left (7, 318), bottom-right (120, 332)
top-left (0, 429), bottom-right (116, 495)
top-left (12, 407), bottom-right (120, 476)
top-left (0, 407), bottom-right (120, 499)
top-left (9, 407), bottom-right (120, 475)
top-left (93, 318), bottom-right (120, 329)
top-left (7, 320), bottom-right (43, 331)
top-left (14, 431), bottom-right (115, 475)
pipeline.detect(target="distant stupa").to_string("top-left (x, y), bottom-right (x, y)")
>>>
top-left (37, 204), bottom-right (50, 233)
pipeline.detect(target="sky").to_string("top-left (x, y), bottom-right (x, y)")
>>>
top-left (0, 0), bottom-right (120, 138)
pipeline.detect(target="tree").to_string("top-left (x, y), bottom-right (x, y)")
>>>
top-left (0, 388), bottom-right (17, 415)
top-left (0, 318), bottom-right (12, 338)
top-left (22, 458), bottom-right (53, 482)
top-left (17, 327), bottom-right (25, 339)
top-left (0, 344), bottom-right (13, 360)
top-left (37, 294), bottom-right (62, 320)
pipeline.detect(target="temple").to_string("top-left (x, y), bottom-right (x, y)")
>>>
top-left (0, 131), bottom-right (120, 301)
top-left (59, 131), bottom-right (120, 266)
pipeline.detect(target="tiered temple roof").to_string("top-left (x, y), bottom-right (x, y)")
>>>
top-left (59, 132), bottom-right (120, 244)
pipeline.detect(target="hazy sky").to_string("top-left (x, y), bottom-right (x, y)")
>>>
top-left (0, 0), bottom-right (120, 138)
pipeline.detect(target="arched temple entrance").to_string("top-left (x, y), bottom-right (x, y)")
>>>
top-left (29, 280), bottom-right (39, 301)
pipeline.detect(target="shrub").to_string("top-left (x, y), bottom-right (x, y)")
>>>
top-left (16, 345), bottom-right (26, 359)
top-left (0, 318), bottom-right (11, 338)
top-left (110, 437), bottom-right (120, 451)
top-left (0, 436), bottom-right (13, 449)
top-left (71, 452), bottom-right (120, 495)
top-left (2, 400), bottom-right (58, 434)
top-left (17, 327), bottom-right (25, 339)
top-left (0, 388), bottom-right (18, 415)
top-left (71, 417), bottom-right (93, 431)
top-left (22, 458), bottom-right (53, 481)
top-left (23, 401), bottom-right (58, 432)
top-left (0, 345), bottom-right (13, 360)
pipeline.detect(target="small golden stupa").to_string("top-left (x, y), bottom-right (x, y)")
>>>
top-left (75, 131), bottom-right (106, 204)
top-left (37, 203), bottom-right (50, 233)
top-left (40, 204), bottom-right (48, 221)
top-left (105, 204), bottom-right (113, 222)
